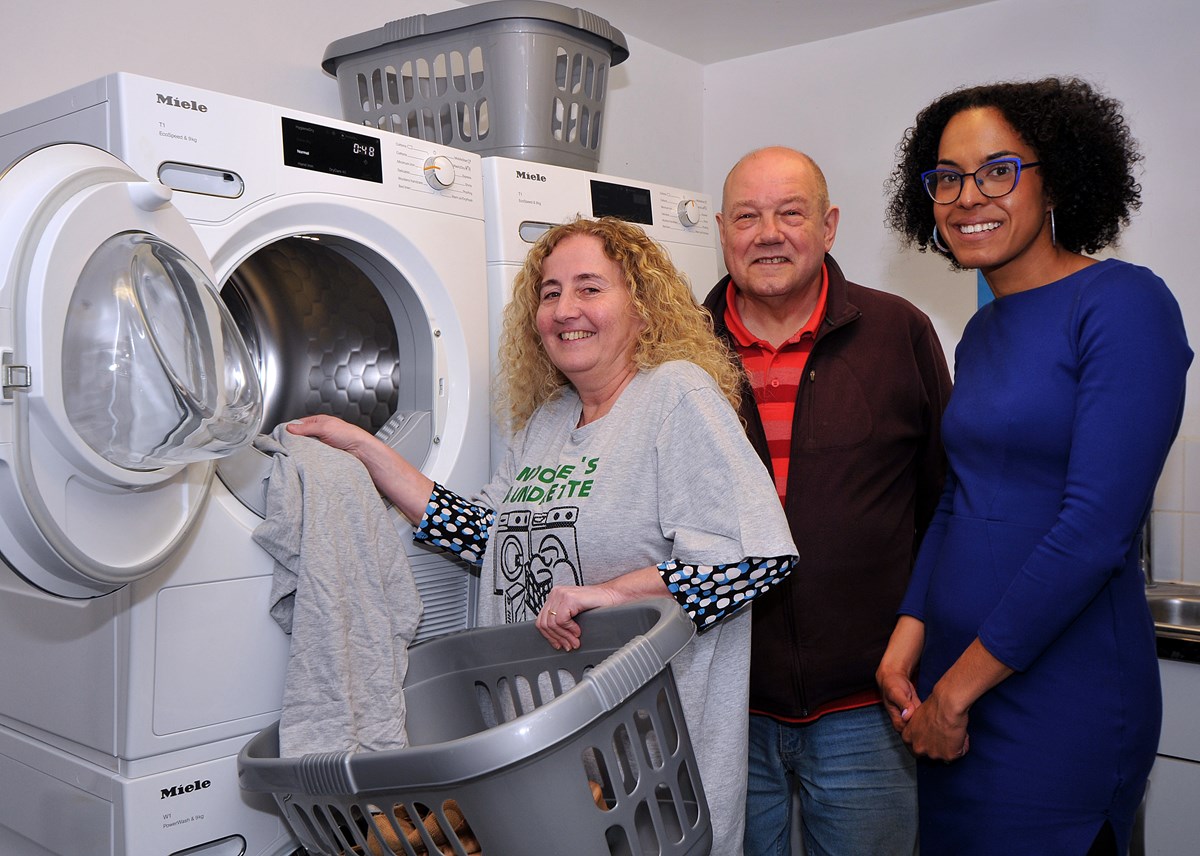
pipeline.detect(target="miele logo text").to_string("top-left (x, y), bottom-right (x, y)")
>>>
top-left (161, 779), bottom-right (211, 799)
top-left (156, 93), bottom-right (208, 112)
top-left (516, 170), bottom-right (547, 182)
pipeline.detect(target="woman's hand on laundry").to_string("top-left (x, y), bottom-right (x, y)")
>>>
top-left (287, 415), bottom-right (435, 526)
top-left (287, 414), bottom-right (375, 455)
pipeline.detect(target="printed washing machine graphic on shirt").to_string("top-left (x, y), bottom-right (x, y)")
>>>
top-left (495, 507), bottom-right (583, 623)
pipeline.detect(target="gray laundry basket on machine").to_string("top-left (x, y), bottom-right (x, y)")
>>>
top-left (321, 0), bottom-right (629, 171)
top-left (238, 598), bottom-right (711, 856)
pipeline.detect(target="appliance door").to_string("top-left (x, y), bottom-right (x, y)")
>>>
top-left (0, 144), bottom-right (262, 598)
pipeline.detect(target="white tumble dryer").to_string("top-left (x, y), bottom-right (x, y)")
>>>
top-left (481, 155), bottom-right (719, 465)
top-left (0, 73), bottom-right (489, 856)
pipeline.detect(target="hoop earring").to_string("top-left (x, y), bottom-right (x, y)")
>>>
top-left (932, 224), bottom-right (950, 254)
top-left (1049, 209), bottom-right (1057, 247)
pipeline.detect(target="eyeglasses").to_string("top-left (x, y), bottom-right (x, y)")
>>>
top-left (921, 158), bottom-right (1042, 204)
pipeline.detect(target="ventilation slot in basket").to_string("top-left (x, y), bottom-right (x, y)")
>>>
top-left (289, 798), bottom-right (479, 856)
top-left (353, 46), bottom-right (489, 147)
top-left (474, 665), bottom-right (585, 728)
top-left (581, 685), bottom-right (704, 856)
top-left (550, 45), bottom-right (607, 151)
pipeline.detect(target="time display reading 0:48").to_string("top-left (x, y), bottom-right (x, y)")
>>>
top-left (281, 117), bottom-right (383, 183)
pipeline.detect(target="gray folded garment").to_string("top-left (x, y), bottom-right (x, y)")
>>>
top-left (253, 424), bottom-right (423, 757)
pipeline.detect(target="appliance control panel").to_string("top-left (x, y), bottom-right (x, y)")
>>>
top-left (482, 156), bottom-right (716, 263)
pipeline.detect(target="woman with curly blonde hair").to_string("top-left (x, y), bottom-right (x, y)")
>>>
top-left (290, 218), bottom-right (796, 853)
top-left (498, 216), bottom-right (744, 432)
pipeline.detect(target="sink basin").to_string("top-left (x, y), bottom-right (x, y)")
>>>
top-left (1148, 596), bottom-right (1200, 628)
top-left (1147, 585), bottom-right (1200, 640)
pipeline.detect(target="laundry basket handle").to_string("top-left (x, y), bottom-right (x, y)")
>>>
top-left (582, 597), bottom-right (695, 712)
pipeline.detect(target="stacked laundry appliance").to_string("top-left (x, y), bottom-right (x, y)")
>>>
top-left (0, 73), bottom-right (490, 856)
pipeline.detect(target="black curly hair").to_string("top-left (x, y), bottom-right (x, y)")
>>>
top-left (885, 77), bottom-right (1142, 264)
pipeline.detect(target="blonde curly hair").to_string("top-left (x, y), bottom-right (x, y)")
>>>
top-left (497, 217), bottom-right (744, 432)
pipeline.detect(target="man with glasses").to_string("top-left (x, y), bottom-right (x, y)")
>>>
top-left (703, 146), bottom-right (952, 856)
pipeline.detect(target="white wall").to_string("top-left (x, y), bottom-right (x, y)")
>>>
top-left (601, 35), bottom-right (705, 187)
top-left (2, 0), bottom-right (1195, 576)
top-left (703, 0), bottom-right (1200, 582)
top-left (0, 0), bottom-right (705, 188)
top-left (0, 0), bottom-right (453, 117)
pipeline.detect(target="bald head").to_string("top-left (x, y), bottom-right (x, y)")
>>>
top-left (722, 147), bottom-right (830, 216)
top-left (715, 145), bottom-right (839, 320)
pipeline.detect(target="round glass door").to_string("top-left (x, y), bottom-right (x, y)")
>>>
top-left (0, 143), bottom-right (263, 596)
top-left (63, 232), bottom-right (261, 469)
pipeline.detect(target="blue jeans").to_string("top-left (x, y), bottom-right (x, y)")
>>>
top-left (744, 705), bottom-right (917, 856)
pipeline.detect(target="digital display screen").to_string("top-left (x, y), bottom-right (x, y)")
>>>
top-left (590, 179), bottom-right (654, 225)
top-left (281, 117), bottom-right (383, 184)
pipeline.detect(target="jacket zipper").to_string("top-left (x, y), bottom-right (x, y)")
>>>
top-left (785, 367), bottom-right (816, 716)
top-left (801, 368), bottom-right (817, 445)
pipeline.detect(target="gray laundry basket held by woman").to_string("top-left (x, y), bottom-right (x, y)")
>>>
top-left (238, 598), bottom-right (711, 856)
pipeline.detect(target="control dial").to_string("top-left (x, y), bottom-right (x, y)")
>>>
top-left (423, 156), bottom-right (456, 190)
top-left (677, 199), bottom-right (700, 227)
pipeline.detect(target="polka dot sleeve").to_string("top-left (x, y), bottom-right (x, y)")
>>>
top-left (660, 555), bottom-right (795, 630)
top-left (413, 482), bottom-right (494, 566)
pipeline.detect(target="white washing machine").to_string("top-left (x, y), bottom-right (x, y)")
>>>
top-left (0, 74), bottom-right (490, 856)
top-left (481, 156), bottom-right (719, 464)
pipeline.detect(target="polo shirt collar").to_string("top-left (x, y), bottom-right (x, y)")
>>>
top-left (724, 264), bottom-right (829, 349)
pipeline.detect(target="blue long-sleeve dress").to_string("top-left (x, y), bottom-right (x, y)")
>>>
top-left (899, 258), bottom-right (1192, 854)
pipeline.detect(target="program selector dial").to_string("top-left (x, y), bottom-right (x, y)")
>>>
top-left (677, 199), bottom-right (700, 227)
top-left (423, 156), bottom-right (456, 189)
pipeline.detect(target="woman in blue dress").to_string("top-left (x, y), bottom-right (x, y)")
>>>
top-left (876, 78), bottom-right (1192, 855)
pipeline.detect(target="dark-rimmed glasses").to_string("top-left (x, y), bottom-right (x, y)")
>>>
top-left (921, 158), bottom-right (1042, 204)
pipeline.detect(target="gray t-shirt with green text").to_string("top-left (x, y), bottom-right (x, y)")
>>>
top-left (476, 360), bottom-right (795, 855)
